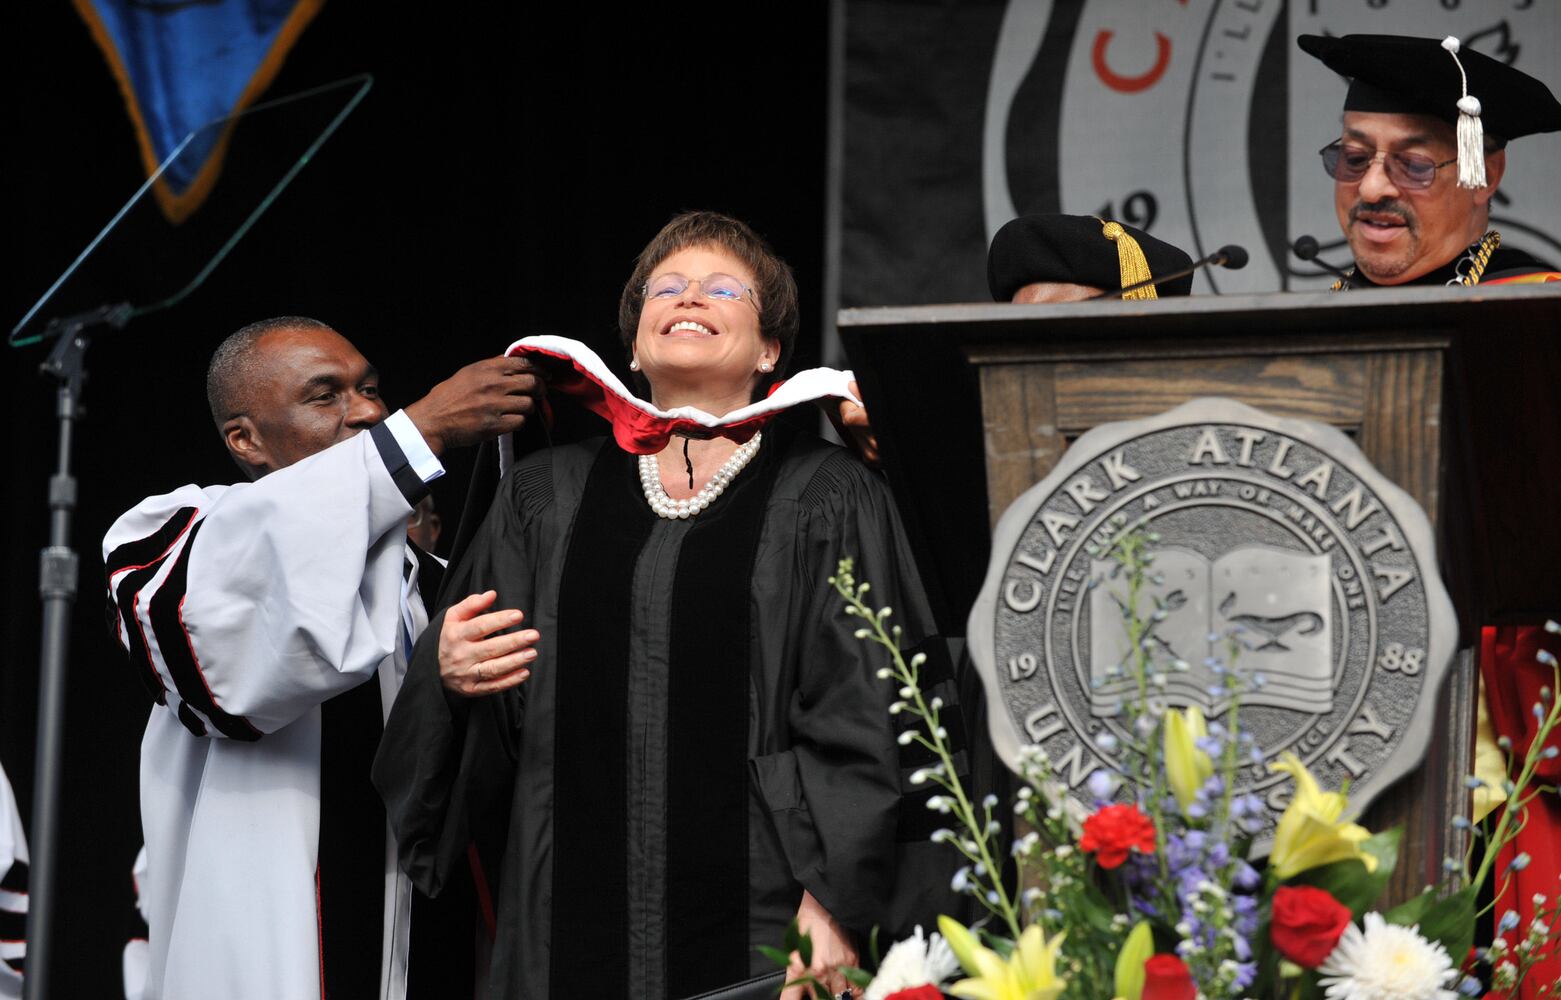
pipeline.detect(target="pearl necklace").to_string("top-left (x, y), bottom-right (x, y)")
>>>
top-left (639, 432), bottom-right (762, 519)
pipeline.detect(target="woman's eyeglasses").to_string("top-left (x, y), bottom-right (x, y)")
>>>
top-left (1319, 140), bottom-right (1457, 191)
top-left (642, 272), bottom-right (759, 307)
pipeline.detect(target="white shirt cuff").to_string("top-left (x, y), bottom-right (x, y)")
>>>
top-left (383, 409), bottom-right (445, 484)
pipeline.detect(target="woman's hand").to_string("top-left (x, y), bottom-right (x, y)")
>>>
top-left (780, 890), bottom-right (859, 1000)
top-left (438, 591), bottom-right (538, 697)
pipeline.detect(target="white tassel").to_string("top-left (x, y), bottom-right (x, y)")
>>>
top-left (1442, 36), bottom-right (1487, 189)
top-left (1456, 95), bottom-right (1487, 188)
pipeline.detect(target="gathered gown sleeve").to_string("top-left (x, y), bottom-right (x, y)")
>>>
top-left (101, 419), bottom-right (436, 740)
top-left (373, 458), bottom-right (545, 898)
top-left (754, 450), bottom-right (963, 935)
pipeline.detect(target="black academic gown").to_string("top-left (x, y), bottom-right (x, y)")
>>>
top-left (1340, 241), bottom-right (1556, 288)
top-left (375, 429), bottom-right (962, 1000)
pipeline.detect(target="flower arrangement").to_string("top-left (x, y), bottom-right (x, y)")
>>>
top-left (772, 537), bottom-right (1560, 1000)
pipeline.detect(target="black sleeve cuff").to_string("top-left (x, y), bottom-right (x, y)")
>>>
top-left (370, 422), bottom-right (432, 506)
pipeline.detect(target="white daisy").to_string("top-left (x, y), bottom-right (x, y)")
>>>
top-left (1318, 913), bottom-right (1458, 1000)
top-left (864, 925), bottom-right (961, 1000)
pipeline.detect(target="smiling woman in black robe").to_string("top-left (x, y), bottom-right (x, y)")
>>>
top-left (373, 212), bottom-right (961, 1000)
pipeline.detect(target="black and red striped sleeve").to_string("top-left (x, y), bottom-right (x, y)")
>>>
top-left (102, 427), bottom-right (439, 739)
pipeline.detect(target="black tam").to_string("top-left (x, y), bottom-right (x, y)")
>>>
top-left (987, 214), bottom-right (1195, 301)
top-left (1298, 33), bottom-right (1561, 143)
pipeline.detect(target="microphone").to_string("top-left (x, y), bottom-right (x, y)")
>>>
top-left (1291, 235), bottom-right (1352, 281)
top-left (1096, 244), bottom-right (1249, 300)
top-left (1213, 244), bottom-right (1249, 270)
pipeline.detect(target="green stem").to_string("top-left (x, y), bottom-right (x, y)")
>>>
top-left (1471, 663), bottom-right (1559, 892)
top-left (838, 577), bottom-right (1023, 939)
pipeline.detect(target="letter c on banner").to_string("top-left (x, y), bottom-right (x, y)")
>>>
top-left (1092, 30), bottom-right (1171, 93)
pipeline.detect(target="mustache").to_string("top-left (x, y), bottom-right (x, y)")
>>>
top-left (1350, 199), bottom-right (1417, 233)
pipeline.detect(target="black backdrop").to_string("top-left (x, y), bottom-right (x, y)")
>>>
top-left (1, 5), bottom-right (828, 993)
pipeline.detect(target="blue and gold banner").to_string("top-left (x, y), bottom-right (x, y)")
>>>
top-left (74, 0), bottom-right (325, 223)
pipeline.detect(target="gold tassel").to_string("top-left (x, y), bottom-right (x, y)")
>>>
top-left (1101, 220), bottom-right (1158, 300)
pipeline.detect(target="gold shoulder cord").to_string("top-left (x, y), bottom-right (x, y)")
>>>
top-left (1458, 230), bottom-right (1501, 286)
top-left (1329, 230), bottom-right (1500, 291)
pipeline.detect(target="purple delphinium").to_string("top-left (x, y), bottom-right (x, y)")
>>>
top-left (1119, 849), bottom-right (1162, 919)
top-left (1228, 791), bottom-right (1266, 836)
top-left (1163, 829), bottom-right (1260, 994)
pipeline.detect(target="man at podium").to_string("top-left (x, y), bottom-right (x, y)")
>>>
top-left (1297, 33), bottom-right (1561, 289)
top-left (1299, 34), bottom-right (1561, 997)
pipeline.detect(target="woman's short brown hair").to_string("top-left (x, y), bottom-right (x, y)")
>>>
top-left (618, 211), bottom-right (799, 396)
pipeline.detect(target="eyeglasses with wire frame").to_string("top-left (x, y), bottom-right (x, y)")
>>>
top-left (1319, 140), bottom-right (1460, 191)
top-left (641, 272), bottom-right (759, 308)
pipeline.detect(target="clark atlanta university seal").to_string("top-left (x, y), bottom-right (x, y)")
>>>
top-left (967, 398), bottom-right (1456, 850)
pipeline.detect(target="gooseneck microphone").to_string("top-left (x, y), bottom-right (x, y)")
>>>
top-left (1212, 244), bottom-right (1250, 270)
top-left (1292, 235), bottom-right (1353, 281)
top-left (1096, 244), bottom-right (1249, 300)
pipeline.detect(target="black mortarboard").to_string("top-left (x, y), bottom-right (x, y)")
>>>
top-left (987, 214), bottom-right (1195, 302)
top-left (1299, 33), bottom-right (1561, 187)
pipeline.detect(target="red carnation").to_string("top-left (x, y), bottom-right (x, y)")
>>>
top-left (1271, 885), bottom-right (1353, 968)
top-left (884, 987), bottom-right (944, 1000)
top-left (1141, 953), bottom-right (1196, 1000)
top-left (1079, 803), bottom-right (1156, 869)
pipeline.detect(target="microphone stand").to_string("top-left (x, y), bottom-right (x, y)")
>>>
top-left (1087, 247), bottom-right (1245, 301)
top-left (1292, 240), bottom-right (1354, 282)
top-left (25, 302), bottom-right (130, 1000)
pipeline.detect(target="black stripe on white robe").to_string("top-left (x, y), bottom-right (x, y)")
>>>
top-left (104, 505), bottom-right (200, 706)
top-left (0, 859), bottom-right (25, 980)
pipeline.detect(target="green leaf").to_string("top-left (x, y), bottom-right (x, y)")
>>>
top-left (756, 945), bottom-right (792, 969)
top-left (1257, 958), bottom-right (1324, 1000)
top-left (1389, 885), bottom-right (1477, 963)
top-left (841, 966), bottom-right (874, 988)
top-left (868, 925), bottom-right (882, 968)
top-left (1296, 827), bottom-right (1401, 916)
top-left (780, 974), bottom-right (832, 1000)
top-left (1383, 889), bottom-right (1434, 928)
top-left (781, 918), bottom-right (815, 967)
top-left (1294, 970), bottom-right (1325, 1000)
top-left (976, 926), bottom-right (1016, 959)
top-left (1250, 918), bottom-right (1276, 1000)
top-left (1074, 883), bottom-right (1120, 934)
top-left (1114, 921), bottom-right (1154, 1000)
top-left (1358, 827), bottom-right (1401, 880)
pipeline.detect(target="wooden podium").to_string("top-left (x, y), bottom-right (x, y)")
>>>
top-left (839, 283), bottom-right (1561, 905)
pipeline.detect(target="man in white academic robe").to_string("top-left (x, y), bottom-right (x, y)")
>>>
top-left (103, 317), bottom-right (540, 1000)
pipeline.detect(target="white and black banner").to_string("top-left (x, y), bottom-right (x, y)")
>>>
top-left (834, 0), bottom-right (1560, 315)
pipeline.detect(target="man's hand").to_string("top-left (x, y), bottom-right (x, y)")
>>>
top-left (780, 890), bottom-right (859, 1000)
top-left (405, 355), bottom-right (541, 455)
top-left (439, 591), bottom-right (538, 697)
top-left (835, 380), bottom-right (879, 468)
